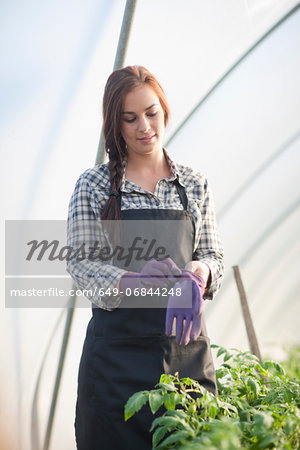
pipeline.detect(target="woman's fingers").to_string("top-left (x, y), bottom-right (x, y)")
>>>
top-left (161, 257), bottom-right (182, 276)
top-left (141, 267), bottom-right (169, 284)
top-left (165, 309), bottom-right (174, 336)
top-left (180, 317), bottom-right (193, 346)
top-left (141, 259), bottom-right (181, 287)
top-left (175, 315), bottom-right (184, 344)
top-left (190, 315), bottom-right (202, 341)
top-left (141, 261), bottom-right (170, 287)
top-left (152, 258), bottom-right (182, 277)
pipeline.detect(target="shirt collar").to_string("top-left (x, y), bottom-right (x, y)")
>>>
top-left (163, 148), bottom-right (185, 187)
top-left (120, 148), bottom-right (185, 193)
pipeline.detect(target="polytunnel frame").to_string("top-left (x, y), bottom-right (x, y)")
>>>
top-left (30, 2), bottom-right (300, 449)
top-left (217, 130), bottom-right (300, 220)
top-left (165, 2), bottom-right (300, 149)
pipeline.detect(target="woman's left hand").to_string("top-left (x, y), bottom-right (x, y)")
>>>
top-left (165, 271), bottom-right (205, 345)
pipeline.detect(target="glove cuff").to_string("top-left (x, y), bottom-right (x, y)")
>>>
top-left (119, 272), bottom-right (140, 291)
top-left (181, 270), bottom-right (205, 289)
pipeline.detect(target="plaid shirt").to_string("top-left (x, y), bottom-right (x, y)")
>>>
top-left (67, 149), bottom-right (224, 310)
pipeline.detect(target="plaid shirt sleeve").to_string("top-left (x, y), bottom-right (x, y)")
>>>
top-left (188, 174), bottom-right (225, 300)
top-left (66, 171), bottom-right (127, 310)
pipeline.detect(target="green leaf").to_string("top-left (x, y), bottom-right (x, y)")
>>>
top-left (152, 426), bottom-right (169, 447)
top-left (149, 391), bottom-right (164, 414)
top-left (150, 415), bottom-right (182, 431)
top-left (220, 401), bottom-right (239, 417)
top-left (283, 389), bottom-right (293, 403)
top-left (217, 347), bottom-right (227, 358)
top-left (156, 382), bottom-right (177, 391)
top-left (234, 399), bottom-right (244, 410)
top-left (124, 390), bottom-right (148, 421)
top-left (239, 409), bottom-right (251, 422)
top-left (247, 378), bottom-right (260, 396)
top-left (159, 373), bottom-right (171, 384)
top-left (274, 362), bottom-right (285, 374)
top-left (224, 352), bottom-right (233, 362)
top-left (257, 433), bottom-right (277, 448)
top-left (188, 403), bottom-right (197, 414)
top-left (215, 368), bottom-right (227, 379)
top-left (174, 392), bottom-right (182, 405)
top-left (164, 409), bottom-right (187, 419)
top-left (164, 392), bottom-right (176, 410)
top-left (180, 377), bottom-right (194, 386)
top-left (261, 360), bottom-right (274, 370)
top-left (253, 411), bottom-right (273, 429)
top-left (222, 363), bottom-right (232, 369)
top-left (208, 404), bottom-right (218, 419)
top-left (156, 430), bottom-right (191, 448)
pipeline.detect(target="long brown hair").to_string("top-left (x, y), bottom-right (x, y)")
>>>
top-left (101, 65), bottom-right (170, 221)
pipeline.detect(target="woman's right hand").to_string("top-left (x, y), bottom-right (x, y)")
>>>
top-left (119, 257), bottom-right (182, 291)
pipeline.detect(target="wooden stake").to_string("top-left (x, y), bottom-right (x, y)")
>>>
top-left (232, 265), bottom-right (262, 361)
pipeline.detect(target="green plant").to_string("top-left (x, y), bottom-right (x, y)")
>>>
top-left (281, 346), bottom-right (300, 379)
top-left (124, 345), bottom-right (300, 449)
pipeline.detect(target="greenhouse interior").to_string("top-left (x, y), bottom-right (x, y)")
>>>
top-left (1, 0), bottom-right (300, 449)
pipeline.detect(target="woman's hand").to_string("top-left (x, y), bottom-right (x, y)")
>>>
top-left (184, 261), bottom-right (211, 288)
top-left (119, 257), bottom-right (182, 291)
top-left (165, 270), bottom-right (205, 345)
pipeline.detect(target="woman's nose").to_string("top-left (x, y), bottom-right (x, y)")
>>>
top-left (139, 116), bottom-right (151, 132)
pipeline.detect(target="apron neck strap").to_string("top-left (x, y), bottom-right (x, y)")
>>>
top-left (174, 178), bottom-right (189, 211)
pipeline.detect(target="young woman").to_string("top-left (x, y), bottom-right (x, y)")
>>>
top-left (67, 65), bottom-right (224, 450)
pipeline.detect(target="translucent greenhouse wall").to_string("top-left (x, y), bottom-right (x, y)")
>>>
top-left (1, 1), bottom-right (299, 449)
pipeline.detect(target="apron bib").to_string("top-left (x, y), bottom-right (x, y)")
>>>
top-left (75, 180), bottom-right (217, 450)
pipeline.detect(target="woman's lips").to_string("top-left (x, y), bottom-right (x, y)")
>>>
top-left (138, 134), bottom-right (156, 143)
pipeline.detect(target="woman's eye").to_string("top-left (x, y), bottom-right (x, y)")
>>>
top-left (124, 112), bottom-right (157, 123)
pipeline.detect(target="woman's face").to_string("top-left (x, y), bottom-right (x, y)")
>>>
top-left (120, 85), bottom-right (165, 158)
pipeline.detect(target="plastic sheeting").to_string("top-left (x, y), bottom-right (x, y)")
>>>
top-left (1, 1), bottom-right (299, 448)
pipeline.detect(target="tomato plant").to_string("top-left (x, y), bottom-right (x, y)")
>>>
top-left (125, 345), bottom-right (300, 449)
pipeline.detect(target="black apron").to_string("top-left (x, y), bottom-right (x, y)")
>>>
top-left (75, 180), bottom-right (217, 450)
